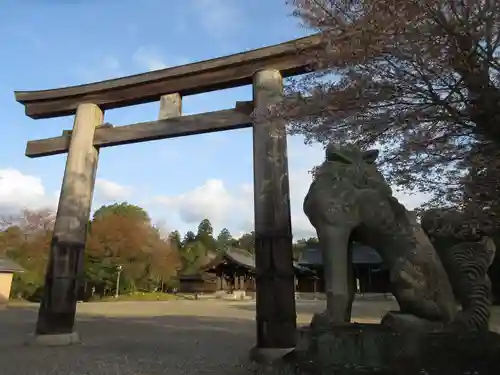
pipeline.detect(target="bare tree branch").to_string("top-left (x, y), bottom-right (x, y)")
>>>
top-left (281, 0), bottom-right (500, 226)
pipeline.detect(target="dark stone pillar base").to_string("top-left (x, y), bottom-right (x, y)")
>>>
top-left (26, 332), bottom-right (80, 347)
top-left (35, 240), bottom-right (84, 337)
top-left (249, 346), bottom-right (294, 364)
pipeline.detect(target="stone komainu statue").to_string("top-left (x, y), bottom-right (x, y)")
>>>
top-left (421, 208), bottom-right (496, 331)
top-left (304, 144), bottom-right (456, 325)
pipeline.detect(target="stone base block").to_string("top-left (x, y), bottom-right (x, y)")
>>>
top-left (249, 346), bottom-right (294, 364)
top-left (381, 310), bottom-right (445, 332)
top-left (291, 323), bottom-right (500, 374)
top-left (220, 290), bottom-right (247, 300)
top-left (26, 332), bottom-right (80, 347)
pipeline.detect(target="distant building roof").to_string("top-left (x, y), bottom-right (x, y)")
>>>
top-left (297, 244), bottom-right (383, 266)
top-left (178, 273), bottom-right (217, 282)
top-left (224, 248), bottom-right (255, 268)
top-left (0, 258), bottom-right (25, 273)
top-left (182, 248), bottom-right (313, 276)
top-left (222, 248), bottom-right (313, 273)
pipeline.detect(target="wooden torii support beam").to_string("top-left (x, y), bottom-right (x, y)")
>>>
top-left (24, 101), bottom-right (254, 158)
top-left (15, 33), bottom-right (323, 359)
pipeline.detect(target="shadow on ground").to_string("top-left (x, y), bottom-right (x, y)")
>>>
top-left (0, 306), bottom-right (264, 375)
top-left (228, 297), bottom-right (397, 319)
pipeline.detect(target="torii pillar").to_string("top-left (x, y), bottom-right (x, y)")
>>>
top-left (32, 103), bottom-right (103, 345)
top-left (250, 69), bottom-right (297, 362)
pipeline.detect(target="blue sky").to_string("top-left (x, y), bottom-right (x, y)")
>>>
top-left (0, 0), bottom-right (428, 239)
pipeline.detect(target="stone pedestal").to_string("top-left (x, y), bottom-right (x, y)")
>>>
top-left (289, 322), bottom-right (500, 374)
top-left (249, 346), bottom-right (294, 364)
top-left (381, 310), bottom-right (445, 332)
top-left (26, 332), bottom-right (80, 347)
top-left (232, 290), bottom-right (246, 300)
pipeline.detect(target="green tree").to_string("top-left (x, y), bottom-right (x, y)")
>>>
top-left (83, 256), bottom-right (117, 297)
top-left (0, 225), bottom-right (23, 257)
top-left (197, 219), bottom-right (213, 237)
top-left (196, 219), bottom-right (217, 250)
top-left (168, 230), bottom-right (182, 250)
top-left (180, 240), bottom-right (208, 274)
top-left (238, 232), bottom-right (255, 254)
top-left (216, 227), bottom-right (233, 253)
top-left (7, 226), bottom-right (51, 300)
top-left (304, 237), bottom-right (319, 246)
top-left (93, 202), bottom-right (150, 223)
top-left (183, 230), bottom-right (196, 245)
top-left (1, 209), bottom-right (55, 300)
top-left (293, 237), bottom-right (319, 261)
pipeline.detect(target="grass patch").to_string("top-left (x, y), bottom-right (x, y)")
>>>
top-left (97, 292), bottom-right (181, 302)
top-left (6, 299), bottom-right (35, 307)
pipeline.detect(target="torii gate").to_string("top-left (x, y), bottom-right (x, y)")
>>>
top-left (14, 34), bottom-right (322, 359)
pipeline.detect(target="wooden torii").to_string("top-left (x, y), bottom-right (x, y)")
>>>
top-left (15, 34), bottom-right (322, 358)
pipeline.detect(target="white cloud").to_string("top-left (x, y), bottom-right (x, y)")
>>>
top-left (132, 46), bottom-right (190, 72)
top-left (94, 178), bottom-right (133, 201)
top-left (0, 169), bottom-right (139, 220)
top-left (74, 55), bottom-right (124, 82)
top-left (132, 46), bottom-right (168, 71)
top-left (102, 56), bottom-right (121, 72)
top-left (0, 170), bottom-right (137, 217)
top-left (150, 170), bottom-right (318, 239)
top-left (0, 169), bottom-right (57, 214)
top-left (191, 0), bottom-right (242, 40)
top-left (154, 179), bottom-right (251, 233)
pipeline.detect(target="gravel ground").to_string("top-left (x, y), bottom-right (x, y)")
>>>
top-left (1, 298), bottom-right (499, 375)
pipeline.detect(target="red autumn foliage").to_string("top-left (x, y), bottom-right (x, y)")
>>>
top-left (86, 213), bottom-right (180, 281)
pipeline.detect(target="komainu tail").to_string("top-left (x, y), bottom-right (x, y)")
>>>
top-left (437, 236), bottom-right (496, 331)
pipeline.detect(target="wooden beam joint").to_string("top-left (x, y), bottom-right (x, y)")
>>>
top-left (62, 122), bottom-right (114, 138)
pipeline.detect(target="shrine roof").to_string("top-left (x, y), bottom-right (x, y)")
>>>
top-left (199, 248), bottom-right (312, 273)
top-left (297, 244), bottom-right (383, 266)
top-left (0, 257), bottom-right (25, 273)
